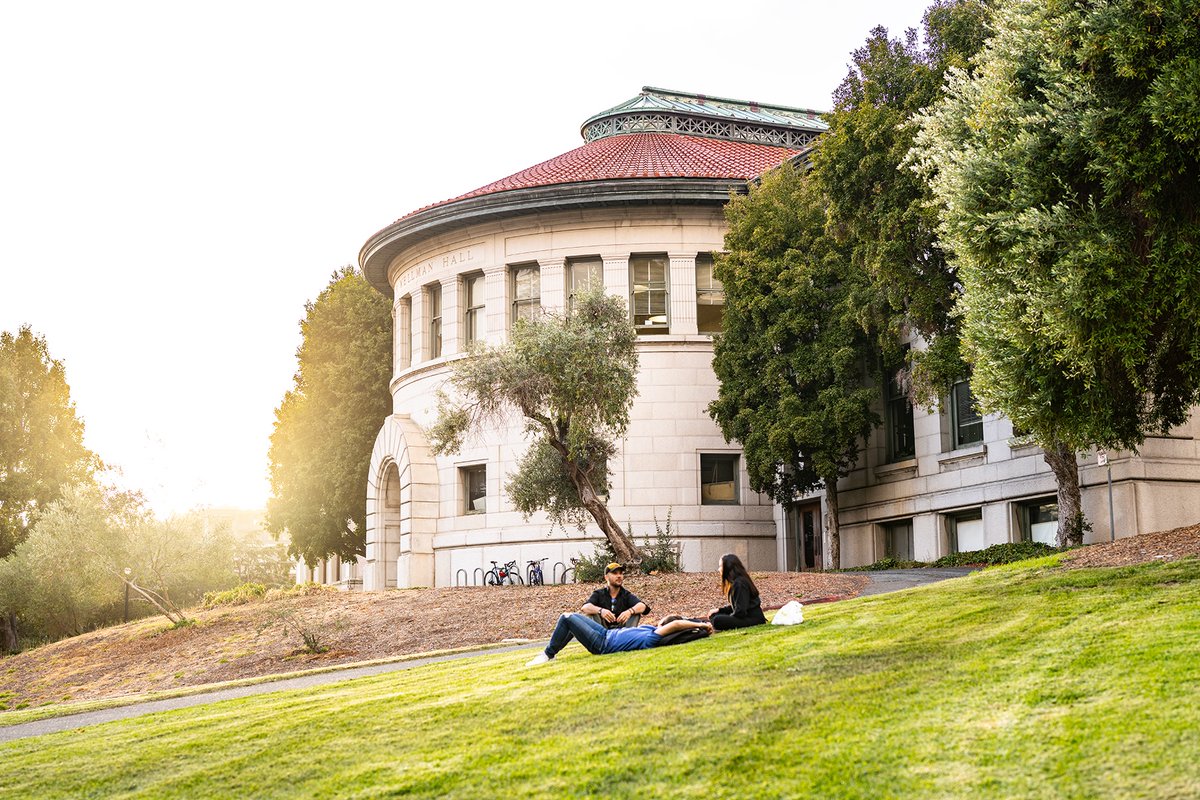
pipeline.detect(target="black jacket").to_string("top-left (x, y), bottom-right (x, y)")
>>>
top-left (716, 577), bottom-right (765, 621)
top-left (584, 585), bottom-right (649, 626)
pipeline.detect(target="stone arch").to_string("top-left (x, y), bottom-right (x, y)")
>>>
top-left (364, 414), bottom-right (439, 589)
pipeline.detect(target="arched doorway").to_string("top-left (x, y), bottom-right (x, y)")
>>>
top-left (364, 414), bottom-right (438, 589)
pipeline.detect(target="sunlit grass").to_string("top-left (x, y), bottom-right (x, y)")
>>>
top-left (2, 558), bottom-right (1198, 799)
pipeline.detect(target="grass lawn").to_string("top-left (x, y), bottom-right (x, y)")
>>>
top-left (3, 556), bottom-right (1198, 799)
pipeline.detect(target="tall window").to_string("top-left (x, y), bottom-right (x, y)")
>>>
top-left (695, 253), bottom-right (725, 334)
top-left (630, 253), bottom-right (669, 334)
top-left (886, 363), bottom-right (915, 461)
top-left (462, 465), bottom-right (486, 514)
top-left (883, 519), bottom-right (914, 561)
top-left (567, 256), bottom-right (603, 311)
top-left (463, 273), bottom-right (485, 345)
top-left (950, 379), bottom-right (984, 448)
top-left (427, 282), bottom-right (442, 359)
top-left (700, 453), bottom-right (739, 505)
top-left (511, 264), bottom-right (540, 325)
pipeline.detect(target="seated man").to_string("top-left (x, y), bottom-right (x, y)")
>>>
top-left (580, 562), bottom-right (648, 628)
top-left (526, 614), bottom-right (712, 666)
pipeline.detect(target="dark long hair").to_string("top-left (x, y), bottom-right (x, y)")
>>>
top-left (719, 553), bottom-right (758, 600)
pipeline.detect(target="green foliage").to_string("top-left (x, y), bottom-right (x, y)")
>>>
top-left (258, 606), bottom-right (337, 655)
top-left (844, 557), bottom-right (929, 571)
top-left (0, 326), bottom-right (101, 558)
top-left (571, 538), bottom-right (617, 584)
top-left (912, 0), bottom-right (1200, 453)
top-left (814, 1), bottom-right (993, 402)
top-left (931, 541), bottom-right (1059, 567)
top-left (710, 162), bottom-right (880, 504)
top-left (202, 583), bottom-right (268, 609)
top-left (5, 560), bottom-right (1200, 797)
top-left (430, 290), bottom-right (642, 562)
top-left (0, 485), bottom-right (241, 644)
top-left (266, 267), bottom-right (393, 565)
top-left (637, 510), bottom-right (681, 575)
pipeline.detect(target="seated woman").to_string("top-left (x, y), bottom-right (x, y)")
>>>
top-left (707, 553), bottom-right (767, 631)
top-left (526, 614), bottom-right (711, 666)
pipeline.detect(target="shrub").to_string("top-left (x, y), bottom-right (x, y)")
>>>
top-left (639, 509), bottom-right (681, 574)
top-left (844, 557), bottom-right (929, 571)
top-left (572, 538), bottom-right (617, 584)
top-left (931, 542), bottom-right (1059, 567)
top-left (202, 582), bottom-right (267, 609)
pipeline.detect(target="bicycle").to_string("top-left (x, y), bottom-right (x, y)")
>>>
top-left (526, 558), bottom-right (547, 586)
top-left (484, 559), bottom-right (523, 586)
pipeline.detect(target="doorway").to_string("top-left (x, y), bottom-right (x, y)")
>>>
top-left (790, 502), bottom-right (824, 571)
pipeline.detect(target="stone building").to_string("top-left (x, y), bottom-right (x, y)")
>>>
top-left (300, 86), bottom-right (1200, 588)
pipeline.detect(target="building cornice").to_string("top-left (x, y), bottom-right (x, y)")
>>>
top-left (359, 177), bottom-right (744, 296)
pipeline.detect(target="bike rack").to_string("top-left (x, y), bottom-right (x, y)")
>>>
top-left (454, 569), bottom-right (467, 587)
top-left (563, 567), bottom-right (575, 584)
top-left (552, 561), bottom-right (566, 584)
top-left (472, 567), bottom-right (485, 587)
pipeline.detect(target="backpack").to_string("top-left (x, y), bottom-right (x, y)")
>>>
top-left (658, 624), bottom-right (712, 647)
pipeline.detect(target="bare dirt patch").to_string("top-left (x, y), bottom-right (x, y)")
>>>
top-left (0, 571), bottom-right (863, 709)
top-left (1063, 522), bottom-right (1200, 569)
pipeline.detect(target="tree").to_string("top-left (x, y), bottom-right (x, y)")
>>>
top-left (266, 267), bottom-right (393, 565)
top-left (813, 1), bottom-right (993, 400)
top-left (708, 164), bottom-right (881, 569)
top-left (0, 326), bottom-right (100, 558)
top-left (911, 0), bottom-right (1200, 545)
top-left (428, 290), bottom-right (643, 564)
top-left (0, 484), bottom-right (241, 651)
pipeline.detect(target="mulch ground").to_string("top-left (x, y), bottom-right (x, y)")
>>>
top-left (0, 571), bottom-right (864, 709)
top-left (1062, 522), bottom-right (1200, 569)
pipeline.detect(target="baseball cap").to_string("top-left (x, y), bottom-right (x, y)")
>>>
top-left (604, 562), bottom-right (625, 574)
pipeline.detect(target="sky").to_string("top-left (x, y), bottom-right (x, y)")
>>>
top-left (0, 0), bottom-right (935, 517)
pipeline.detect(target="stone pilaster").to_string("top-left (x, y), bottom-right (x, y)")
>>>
top-left (538, 257), bottom-right (566, 315)
top-left (484, 264), bottom-right (507, 345)
top-left (394, 295), bottom-right (412, 373)
top-left (410, 286), bottom-right (427, 363)
top-left (669, 252), bottom-right (698, 335)
top-left (602, 253), bottom-right (630, 311)
top-left (442, 275), bottom-right (461, 355)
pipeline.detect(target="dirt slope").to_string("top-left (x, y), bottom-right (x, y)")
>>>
top-left (0, 571), bottom-right (863, 709)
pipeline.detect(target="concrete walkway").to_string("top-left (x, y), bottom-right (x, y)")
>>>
top-left (859, 567), bottom-right (978, 596)
top-left (1, 567), bottom-right (979, 743)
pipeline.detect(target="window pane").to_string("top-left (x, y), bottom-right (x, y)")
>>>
top-left (631, 254), bottom-right (669, 333)
top-left (463, 466), bottom-right (486, 514)
top-left (512, 265), bottom-right (540, 324)
top-left (953, 381), bottom-right (983, 447)
top-left (884, 520), bottom-right (914, 561)
top-left (886, 364), bottom-right (914, 460)
top-left (464, 273), bottom-right (485, 344)
top-left (568, 258), bottom-right (603, 298)
top-left (700, 453), bottom-right (739, 505)
top-left (696, 254), bottom-right (724, 334)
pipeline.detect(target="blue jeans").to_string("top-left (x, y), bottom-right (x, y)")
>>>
top-left (545, 613), bottom-right (608, 658)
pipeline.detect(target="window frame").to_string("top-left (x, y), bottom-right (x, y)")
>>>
top-left (695, 252), bottom-right (725, 335)
top-left (950, 379), bottom-right (984, 449)
top-left (1017, 496), bottom-right (1058, 545)
top-left (566, 256), bottom-right (603, 312)
top-left (882, 519), bottom-right (914, 561)
top-left (463, 272), bottom-right (486, 345)
top-left (946, 508), bottom-right (984, 554)
top-left (700, 452), bottom-right (740, 506)
top-left (510, 263), bottom-right (540, 326)
top-left (885, 360), bottom-right (915, 462)
top-left (461, 464), bottom-right (487, 515)
top-left (427, 282), bottom-right (442, 359)
top-left (629, 253), bottom-right (670, 335)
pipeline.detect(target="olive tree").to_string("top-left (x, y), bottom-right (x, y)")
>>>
top-left (428, 290), bottom-right (642, 564)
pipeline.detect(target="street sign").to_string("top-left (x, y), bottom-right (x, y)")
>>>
top-left (1097, 451), bottom-right (1109, 466)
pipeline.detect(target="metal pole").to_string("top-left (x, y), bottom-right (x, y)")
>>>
top-left (1107, 463), bottom-right (1116, 543)
top-left (124, 582), bottom-right (130, 623)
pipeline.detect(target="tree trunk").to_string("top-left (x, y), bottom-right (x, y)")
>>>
top-left (0, 612), bottom-right (18, 654)
top-left (579, 486), bottom-right (642, 565)
top-left (824, 477), bottom-right (841, 571)
top-left (1043, 441), bottom-right (1086, 548)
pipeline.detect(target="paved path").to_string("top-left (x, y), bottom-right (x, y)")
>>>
top-left (1, 568), bottom-right (978, 743)
top-left (859, 567), bottom-right (977, 596)
top-left (0, 642), bottom-right (540, 744)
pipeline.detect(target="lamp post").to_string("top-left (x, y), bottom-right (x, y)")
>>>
top-left (123, 567), bottom-right (132, 623)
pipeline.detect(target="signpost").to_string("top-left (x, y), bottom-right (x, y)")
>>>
top-left (1098, 452), bottom-right (1115, 542)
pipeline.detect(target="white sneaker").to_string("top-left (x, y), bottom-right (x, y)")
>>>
top-left (526, 653), bottom-right (553, 666)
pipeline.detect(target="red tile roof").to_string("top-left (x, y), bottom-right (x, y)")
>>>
top-left (401, 133), bottom-right (800, 220)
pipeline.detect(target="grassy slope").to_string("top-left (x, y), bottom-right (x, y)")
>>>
top-left (2, 557), bottom-right (1198, 799)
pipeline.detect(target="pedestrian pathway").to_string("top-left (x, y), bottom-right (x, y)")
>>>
top-left (0, 567), bottom-right (978, 743)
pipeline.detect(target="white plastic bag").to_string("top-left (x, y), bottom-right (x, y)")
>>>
top-left (771, 600), bottom-right (804, 626)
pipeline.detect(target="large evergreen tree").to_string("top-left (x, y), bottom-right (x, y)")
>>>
top-left (912, 0), bottom-right (1200, 546)
top-left (0, 326), bottom-right (100, 559)
top-left (266, 267), bottom-right (393, 565)
top-left (814, 0), bottom-right (993, 399)
top-left (428, 290), bottom-right (643, 564)
top-left (709, 164), bottom-right (880, 569)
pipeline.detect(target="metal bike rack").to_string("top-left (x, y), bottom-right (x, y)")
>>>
top-left (472, 567), bottom-right (485, 586)
top-left (552, 561), bottom-right (566, 584)
top-left (454, 569), bottom-right (468, 587)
